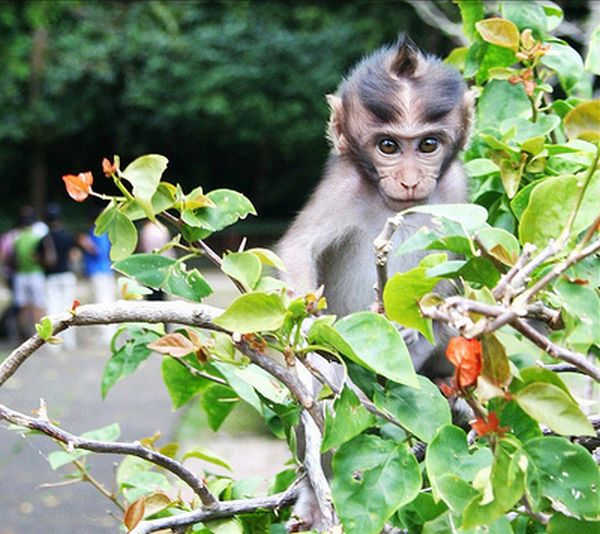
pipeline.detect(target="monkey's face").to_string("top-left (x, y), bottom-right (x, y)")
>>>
top-left (369, 131), bottom-right (450, 204)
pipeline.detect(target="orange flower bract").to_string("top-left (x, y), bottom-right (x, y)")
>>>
top-left (470, 412), bottom-right (507, 437)
top-left (62, 172), bottom-right (93, 202)
top-left (102, 157), bottom-right (118, 177)
top-left (445, 336), bottom-right (482, 389)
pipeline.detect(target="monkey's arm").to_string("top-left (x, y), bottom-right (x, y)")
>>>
top-left (277, 157), bottom-right (361, 295)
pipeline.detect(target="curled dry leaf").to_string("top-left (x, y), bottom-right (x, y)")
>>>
top-left (445, 336), bottom-right (482, 389)
top-left (62, 172), bottom-right (93, 202)
top-left (123, 497), bottom-right (145, 531)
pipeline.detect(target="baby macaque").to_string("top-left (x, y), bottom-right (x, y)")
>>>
top-left (278, 36), bottom-right (473, 375)
top-left (278, 37), bottom-right (473, 531)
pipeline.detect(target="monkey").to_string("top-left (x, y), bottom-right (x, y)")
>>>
top-left (278, 36), bottom-right (473, 374)
top-left (277, 37), bottom-right (474, 531)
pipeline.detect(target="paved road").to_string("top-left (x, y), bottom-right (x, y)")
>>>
top-left (0, 272), bottom-right (290, 533)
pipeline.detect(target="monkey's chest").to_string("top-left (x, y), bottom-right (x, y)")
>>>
top-left (318, 226), bottom-right (427, 317)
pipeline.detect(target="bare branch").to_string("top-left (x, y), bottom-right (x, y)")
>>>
top-left (0, 300), bottom-right (224, 387)
top-left (406, 0), bottom-right (469, 46)
top-left (492, 243), bottom-right (536, 300)
top-left (373, 213), bottom-right (404, 312)
top-left (235, 339), bottom-right (323, 430)
top-left (300, 411), bottom-right (338, 529)
top-left (0, 403), bottom-right (218, 508)
top-left (130, 484), bottom-right (300, 534)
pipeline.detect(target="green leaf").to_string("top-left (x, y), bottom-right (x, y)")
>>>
top-left (121, 183), bottom-right (177, 221)
top-left (541, 43), bottom-right (585, 94)
top-left (181, 189), bottom-right (256, 233)
top-left (334, 311), bottom-right (418, 388)
top-left (555, 278), bottom-right (600, 350)
top-left (211, 361), bottom-right (262, 412)
top-left (549, 514), bottom-right (600, 534)
top-left (515, 383), bottom-right (595, 436)
top-left (541, 2), bottom-right (563, 32)
top-left (183, 446), bottom-right (233, 471)
top-left (332, 434), bottom-right (421, 534)
top-left (161, 357), bottom-right (210, 409)
top-left (373, 376), bottom-right (451, 443)
top-left (464, 158), bottom-right (500, 178)
top-left (107, 210), bottom-right (138, 262)
top-left (585, 27), bottom-right (600, 75)
top-left (564, 100), bottom-right (600, 141)
top-left (475, 18), bottom-right (520, 51)
top-left (481, 334), bottom-right (511, 387)
top-left (48, 423), bottom-right (121, 469)
top-left (518, 170), bottom-right (600, 248)
top-left (221, 252), bottom-right (262, 291)
top-left (35, 316), bottom-right (53, 340)
top-left (524, 437), bottom-right (600, 519)
top-left (426, 256), bottom-right (501, 288)
top-left (121, 154), bottom-right (169, 218)
top-left (114, 253), bottom-right (176, 287)
top-left (247, 247), bottom-right (287, 272)
top-left (101, 327), bottom-right (159, 398)
top-left (212, 292), bottom-right (287, 333)
top-left (477, 80), bottom-right (531, 129)
top-left (462, 437), bottom-right (527, 529)
top-left (322, 386), bottom-right (376, 451)
top-left (500, 115), bottom-right (561, 144)
top-left (200, 383), bottom-right (239, 431)
top-left (404, 204), bottom-right (488, 232)
top-left (425, 425), bottom-right (493, 503)
top-left (475, 226), bottom-right (520, 265)
top-left (457, 0), bottom-right (484, 42)
top-left (384, 259), bottom-right (442, 344)
top-left (501, 1), bottom-right (547, 38)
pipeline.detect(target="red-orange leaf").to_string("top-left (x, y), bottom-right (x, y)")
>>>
top-left (102, 157), bottom-right (118, 177)
top-left (62, 172), bottom-right (93, 202)
top-left (446, 336), bottom-right (482, 388)
top-left (470, 411), bottom-right (507, 437)
top-left (123, 497), bottom-right (145, 531)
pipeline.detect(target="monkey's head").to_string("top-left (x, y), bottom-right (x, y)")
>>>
top-left (327, 37), bottom-right (473, 208)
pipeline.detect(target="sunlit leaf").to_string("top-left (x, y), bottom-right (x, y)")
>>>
top-left (475, 18), bottom-right (520, 51)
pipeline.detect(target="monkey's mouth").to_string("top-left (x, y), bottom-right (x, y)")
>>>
top-left (379, 177), bottom-right (435, 206)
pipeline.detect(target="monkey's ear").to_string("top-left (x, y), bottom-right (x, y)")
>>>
top-left (391, 36), bottom-right (421, 77)
top-left (458, 88), bottom-right (477, 149)
top-left (326, 94), bottom-right (348, 154)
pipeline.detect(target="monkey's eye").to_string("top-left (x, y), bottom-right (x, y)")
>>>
top-left (418, 137), bottom-right (439, 153)
top-left (377, 138), bottom-right (400, 154)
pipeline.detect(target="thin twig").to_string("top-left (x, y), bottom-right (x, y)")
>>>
top-left (0, 300), bottom-right (224, 387)
top-left (0, 403), bottom-right (218, 508)
top-left (492, 243), bottom-right (536, 300)
top-left (130, 483), bottom-right (300, 534)
top-left (517, 238), bottom-right (600, 305)
top-left (511, 318), bottom-right (600, 381)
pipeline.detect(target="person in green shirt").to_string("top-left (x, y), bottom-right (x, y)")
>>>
top-left (13, 212), bottom-right (46, 337)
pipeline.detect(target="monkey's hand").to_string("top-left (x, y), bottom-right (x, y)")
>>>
top-left (398, 326), bottom-right (420, 346)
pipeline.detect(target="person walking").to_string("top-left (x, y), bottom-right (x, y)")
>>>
top-left (39, 203), bottom-right (78, 349)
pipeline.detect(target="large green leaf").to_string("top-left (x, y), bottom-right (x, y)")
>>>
top-left (518, 170), bottom-right (600, 248)
top-left (541, 42), bottom-right (585, 94)
top-left (564, 100), bottom-right (600, 141)
top-left (101, 327), bottom-right (159, 398)
top-left (404, 204), bottom-right (488, 232)
top-left (334, 311), bottom-right (418, 388)
top-left (322, 386), bottom-right (376, 452)
top-left (121, 155), bottom-right (169, 219)
top-left (200, 383), bottom-right (239, 431)
top-left (476, 80), bottom-right (531, 129)
top-left (457, 0), bottom-right (484, 43)
top-left (514, 383), bottom-right (595, 436)
top-left (332, 434), bottom-right (421, 534)
top-left (212, 292), bottom-right (287, 333)
top-left (500, 1), bottom-right (547, 38)
top-left (373, 376), bottom-right (451, 443)
top-left (221, 252), bottom-right (262, 291)
top-left (384, 257), bottom-right (444, 344)
top-left (462, 437), bottom-right (527, 529)
top-left (425, 425), bottom-right (493, 503)
top-left (181, 189), bottom-right (256, 233)
top-left (524, 437), bottom-right (600, 519)
top-left (161, 357), bottom-right (210, 409)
